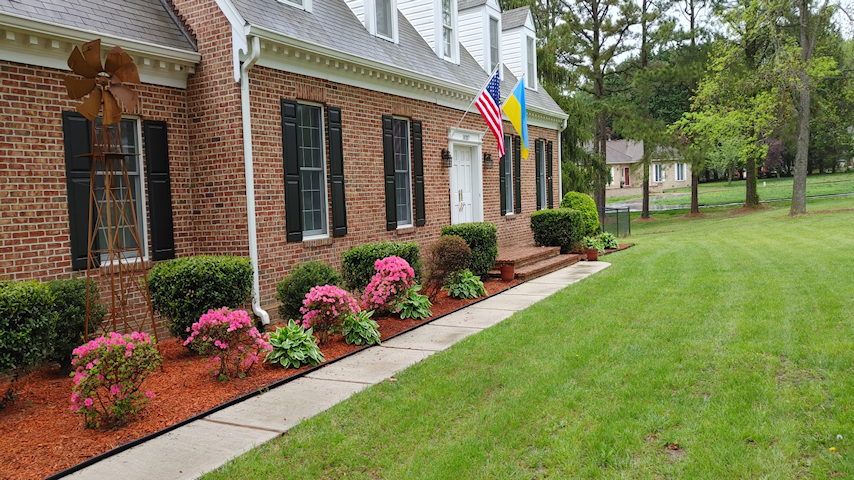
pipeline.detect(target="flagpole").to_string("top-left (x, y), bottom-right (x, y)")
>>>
top-left (455, 62), bottom-right (502, 130)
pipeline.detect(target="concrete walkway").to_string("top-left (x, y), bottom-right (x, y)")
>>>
top-left (66, 261), bottom-right (611, 480)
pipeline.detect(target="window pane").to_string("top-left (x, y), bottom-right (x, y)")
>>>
top-left (489, 18), bottom-right (499, 71)
top-left (393, 119), bottom-right (411, 225)
top-left (527, 37), bottom-right (535, 86)
top-left (297, 104), bottom-right (327, 236)
top-left (377, 0), bottom-right (393, 38)
top-left (504, 135), bottom-right (513, 212)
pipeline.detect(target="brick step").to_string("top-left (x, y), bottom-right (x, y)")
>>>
top-left (489, 253), bottom-right (580, 281)
top-left (493, 246), bottom-right (562, 269)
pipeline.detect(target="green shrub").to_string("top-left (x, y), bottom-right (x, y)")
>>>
top-left (530, 208), bottom-right (585, 254)
top-left (341, 310), bottom-right (381, 346)
top-left (342, 241), bottom-right (421, 291)
top-left (424, 235), bottom-right (471, 301)
top-left (47, 278), bottom-right (106, 374)
top-left (148, 255), bottom-right (253, 342)
top-left (265, 320), bottom-right (325, 369)
top-left (445, 269), bottom-right (488, 299)
top-left (395, 285), bottom-right (432, 320)
top-left (559, 191), bottom-right (600, 236)
top-left (0, 281), bottom-right (57, 381)
top-left (276, 262), bottom-right (341, 321)
top-left (440, 223), bottom-right (498, 277)
top-left (599, 232), bottom-right (619, 249)
top-left (583, 236), bottom-right (606, 254)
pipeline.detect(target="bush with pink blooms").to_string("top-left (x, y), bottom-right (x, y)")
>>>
top-left (361, 256), bottom-right (416, 312)
top-left (300, 285), bottom-right (360, 344)
top-left (184, 308), bottom-right (271, 381)
top-left (70, 331), bottom-right (161, 429)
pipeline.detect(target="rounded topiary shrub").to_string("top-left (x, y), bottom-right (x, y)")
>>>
top-left (0, 280), bottom-right (57, 379)
top-left (424, 235), bottom-right (471, 301)
top-left (559, 191), bottom-right (600, 236)
top-left (440, 223), bottom-right (498, 278)
top-left (148, 255), bottom-right (253, 343)
top-left (276, 261), bottom-right (342, 321)
top-left (47, 277), bottom-right (106, 374)
top-left (530, 208), bottom-right (585, 254)
top-left (342, 241), bottom-right (421, 291)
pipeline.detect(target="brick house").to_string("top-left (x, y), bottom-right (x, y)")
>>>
top-left (605, 139), bottom-right (691, 198)
top-left (0, 0), bottom-right (567, 326)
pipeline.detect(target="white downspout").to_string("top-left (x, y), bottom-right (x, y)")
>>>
top-left (240, 36), bottom-right (269, 324)
top-left (558, 118), bottom-right (567, 199)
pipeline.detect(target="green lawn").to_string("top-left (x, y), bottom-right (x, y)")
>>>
top-left (651, 172), bottom-right (854, 206)
top-left (205, 197), bottom-right (854, 479)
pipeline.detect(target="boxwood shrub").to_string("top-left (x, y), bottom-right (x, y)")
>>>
top-left (559, 191), bottom-right (600, 236)
top-left (0, 280), bottom-right (57, 379)
top-left (440, 222), bottom-right (498, 277)
top-left (276, 261), bottom-right (342, 321)
top-left (530, 208), bottom-right (585, 254)
top-left (342, 241), bottom-right (421, 291)
top-left (148, 255), bottom-right (253, 342)
top-left (47, 277), bottom-right (106, 374)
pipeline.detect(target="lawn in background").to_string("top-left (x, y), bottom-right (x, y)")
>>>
top-left (205, 196), bottom-right (854, 479)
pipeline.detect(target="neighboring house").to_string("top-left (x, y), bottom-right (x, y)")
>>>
top-left (0, 0), bottom-right (567, 325)
top-left (605, 139), bottom-right (691, 198)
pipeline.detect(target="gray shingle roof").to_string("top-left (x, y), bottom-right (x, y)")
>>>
top-left (232, 0), bottom-right (565, 119)
top-left (459, 0), bottom-right (487, 10)
top-left (502, 6), bottom-right (530, 30)
top-left (0, 0), bottom-right (196, 52)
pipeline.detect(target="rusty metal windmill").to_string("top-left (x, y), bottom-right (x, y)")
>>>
top-left (64, 39), bottom-right (158, 341)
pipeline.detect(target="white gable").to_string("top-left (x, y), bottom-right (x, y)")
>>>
top-left (501, 8), bottom-right (536, 89)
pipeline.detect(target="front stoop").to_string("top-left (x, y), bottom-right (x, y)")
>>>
top-left (489, 246), bottom-right (580, 281)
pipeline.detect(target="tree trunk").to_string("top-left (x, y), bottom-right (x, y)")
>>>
top-left (727, 165), bottom-right (733, 187)
top-left (745, 155), bottom-right (760, 207)
top-left (642, 162), bottom-right (650, 218)
top-left (790, 76), bottom-right (810, 215)
top-left (690, 169), bottom-right (699, 213)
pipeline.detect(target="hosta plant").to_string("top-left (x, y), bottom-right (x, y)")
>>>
top-left (583, 236), bottom-right (605, 254)
top-left (395, 284), bottom-right (432, 320)
top-left (341, 310), bottom-right (381, 346)
top-left (300, 285), bottom-right (360, 344)
top-left (599, 232), bottom-right (619, 250)
top-left (265, 320), bottom-right (325, 369)
top-left (445, 268), bottom-right (488, 300)
top-left (70, 331), bottom-right (161, 429)
top-left (361, 256), bottom-right (416, 312)
top-left (184, 308), bottom-right (271, 381)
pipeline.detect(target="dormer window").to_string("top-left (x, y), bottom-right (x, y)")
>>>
top-left (526, 36), bottom-right (536, 89)
top-left (278, 0), bottom-right (311, 11)
top-left (376, 0), bottom-right (394, 39)
top-left (489, 17), bottom-right (499, 72)
top-left (442, 0), bottom-right (453, 58)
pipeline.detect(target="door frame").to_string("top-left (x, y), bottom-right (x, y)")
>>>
top-left (624, 166), bottom-right (631, 187)
top-left (448, 128), bottom-right (484, 224)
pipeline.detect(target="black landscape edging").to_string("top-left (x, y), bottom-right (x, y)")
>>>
top-left (46, 280), bottom-right (524, 480)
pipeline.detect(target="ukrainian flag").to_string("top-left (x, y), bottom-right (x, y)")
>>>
top-left (503, 77), bottom-right (529, 158)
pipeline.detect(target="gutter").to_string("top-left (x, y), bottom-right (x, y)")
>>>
top-left (239, 35), bottom-right (269, 324)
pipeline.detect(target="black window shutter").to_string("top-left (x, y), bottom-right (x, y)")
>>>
top-left (500, 134), bottom-right (509, 216)
top-left (382, 115), bottom-right (396, 230)
top-left (327, 106), bottom-right (348, 237)
top-left (535, 140), bottom-right (543, 210)
top-left (513, 135), bottom-right (522, 214)
top-left (143, 120), bottom-right (175, 261)
top-left (62, 111), bottom-right (97, 271)
top-left (281, 100), bottom-right (303, 242)
top-left (547, 141), bottom-right (554, 208)
top-left (412, 120), bottom-right (426, 226)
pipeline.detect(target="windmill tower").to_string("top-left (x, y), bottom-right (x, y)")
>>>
top-left (63, 39), bottom-right (158, 341)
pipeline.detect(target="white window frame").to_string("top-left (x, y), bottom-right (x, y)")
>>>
top-left (525, 35), bottom-right (537, 90)
top-left (536, 139), bottom-right (547, 209)
top-left (366, 0), bottom-right (398, 43)
top-left (296, 102), bottom-right (329, 239)
top-left (488, 16), bottom-right (500, 73)
top-left (503, 133), bottom-right (513, 215)
top-left (92, 116), bottom-right (149, 266)
top-left (653, 163), bottom-right (666, 183)
top-left (393, 117), bottom-right (413, 228)
top-left (676, 162), bottom-right (686, 182)
top-left (277, 0), bottom-right (311, 12)
top-left (440, 0), bottom-right (455, 60)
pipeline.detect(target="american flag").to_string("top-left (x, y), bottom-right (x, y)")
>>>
top-left (475, 67), bottom-right (504, 157)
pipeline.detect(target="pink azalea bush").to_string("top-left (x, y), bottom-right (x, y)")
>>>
top-left (361, 256), bottom-right (416, 312)
top-left (70, 331), bottom-right (162, 429)
top-left (184, 308), bottom-right (271, 381)
top-left (300, 285), bottom-right (360, 344)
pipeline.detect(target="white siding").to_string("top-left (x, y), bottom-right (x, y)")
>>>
top-left (458, 7), bottom-right (484, 69)
top-left (502, 27), bottom-right (523, 79)
top-left (399, 0), bottom-right (436, 52)
top-left (344, 0), bottom-right (366, 26)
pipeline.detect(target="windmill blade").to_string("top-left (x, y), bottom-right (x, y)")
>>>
top-left (103, 91), bottom-right (122, 125)
top-left (67, 46), bottom-right (101, 79)
top-left (111, 62), bottom-right (140, 85)
top-left (77, 87), bottom-right (102, 121)
top-left (105, 46), bottom-right (134, 76)
top-left (80, 39), bottom-right (103, 74)
top-left (109, 83), bottom-right (138, 110)
top-left (64, 76), bottom-right (96, 99)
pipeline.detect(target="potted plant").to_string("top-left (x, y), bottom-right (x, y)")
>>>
top-left (582, 236), bottom-right (605, 261)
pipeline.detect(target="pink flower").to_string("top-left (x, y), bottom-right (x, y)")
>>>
top-left (110, 384), bottom-right (121, 396)
top-left (84, 398), bottom-right (93, 408)
top-left (145, 391), bottom-right (154, 399)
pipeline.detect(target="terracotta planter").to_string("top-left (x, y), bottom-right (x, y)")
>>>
top-left (500, 265), bottom-right (515, 281)
top-left (586, 249), bottom-right (599, 261)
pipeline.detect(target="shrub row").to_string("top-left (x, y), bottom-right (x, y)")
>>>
top-left (440, 223), bottom-right (498, 277)
top-left (530, 208), bottom-right (585, 254)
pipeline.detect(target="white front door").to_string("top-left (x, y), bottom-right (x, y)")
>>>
top-left (450, 145), bottom-right (474, 224)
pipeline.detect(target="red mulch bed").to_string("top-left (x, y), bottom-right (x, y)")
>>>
top-left (0, 278), bottom-right (521, 480)
top-left (578, 243), bottom-right (634, 261)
